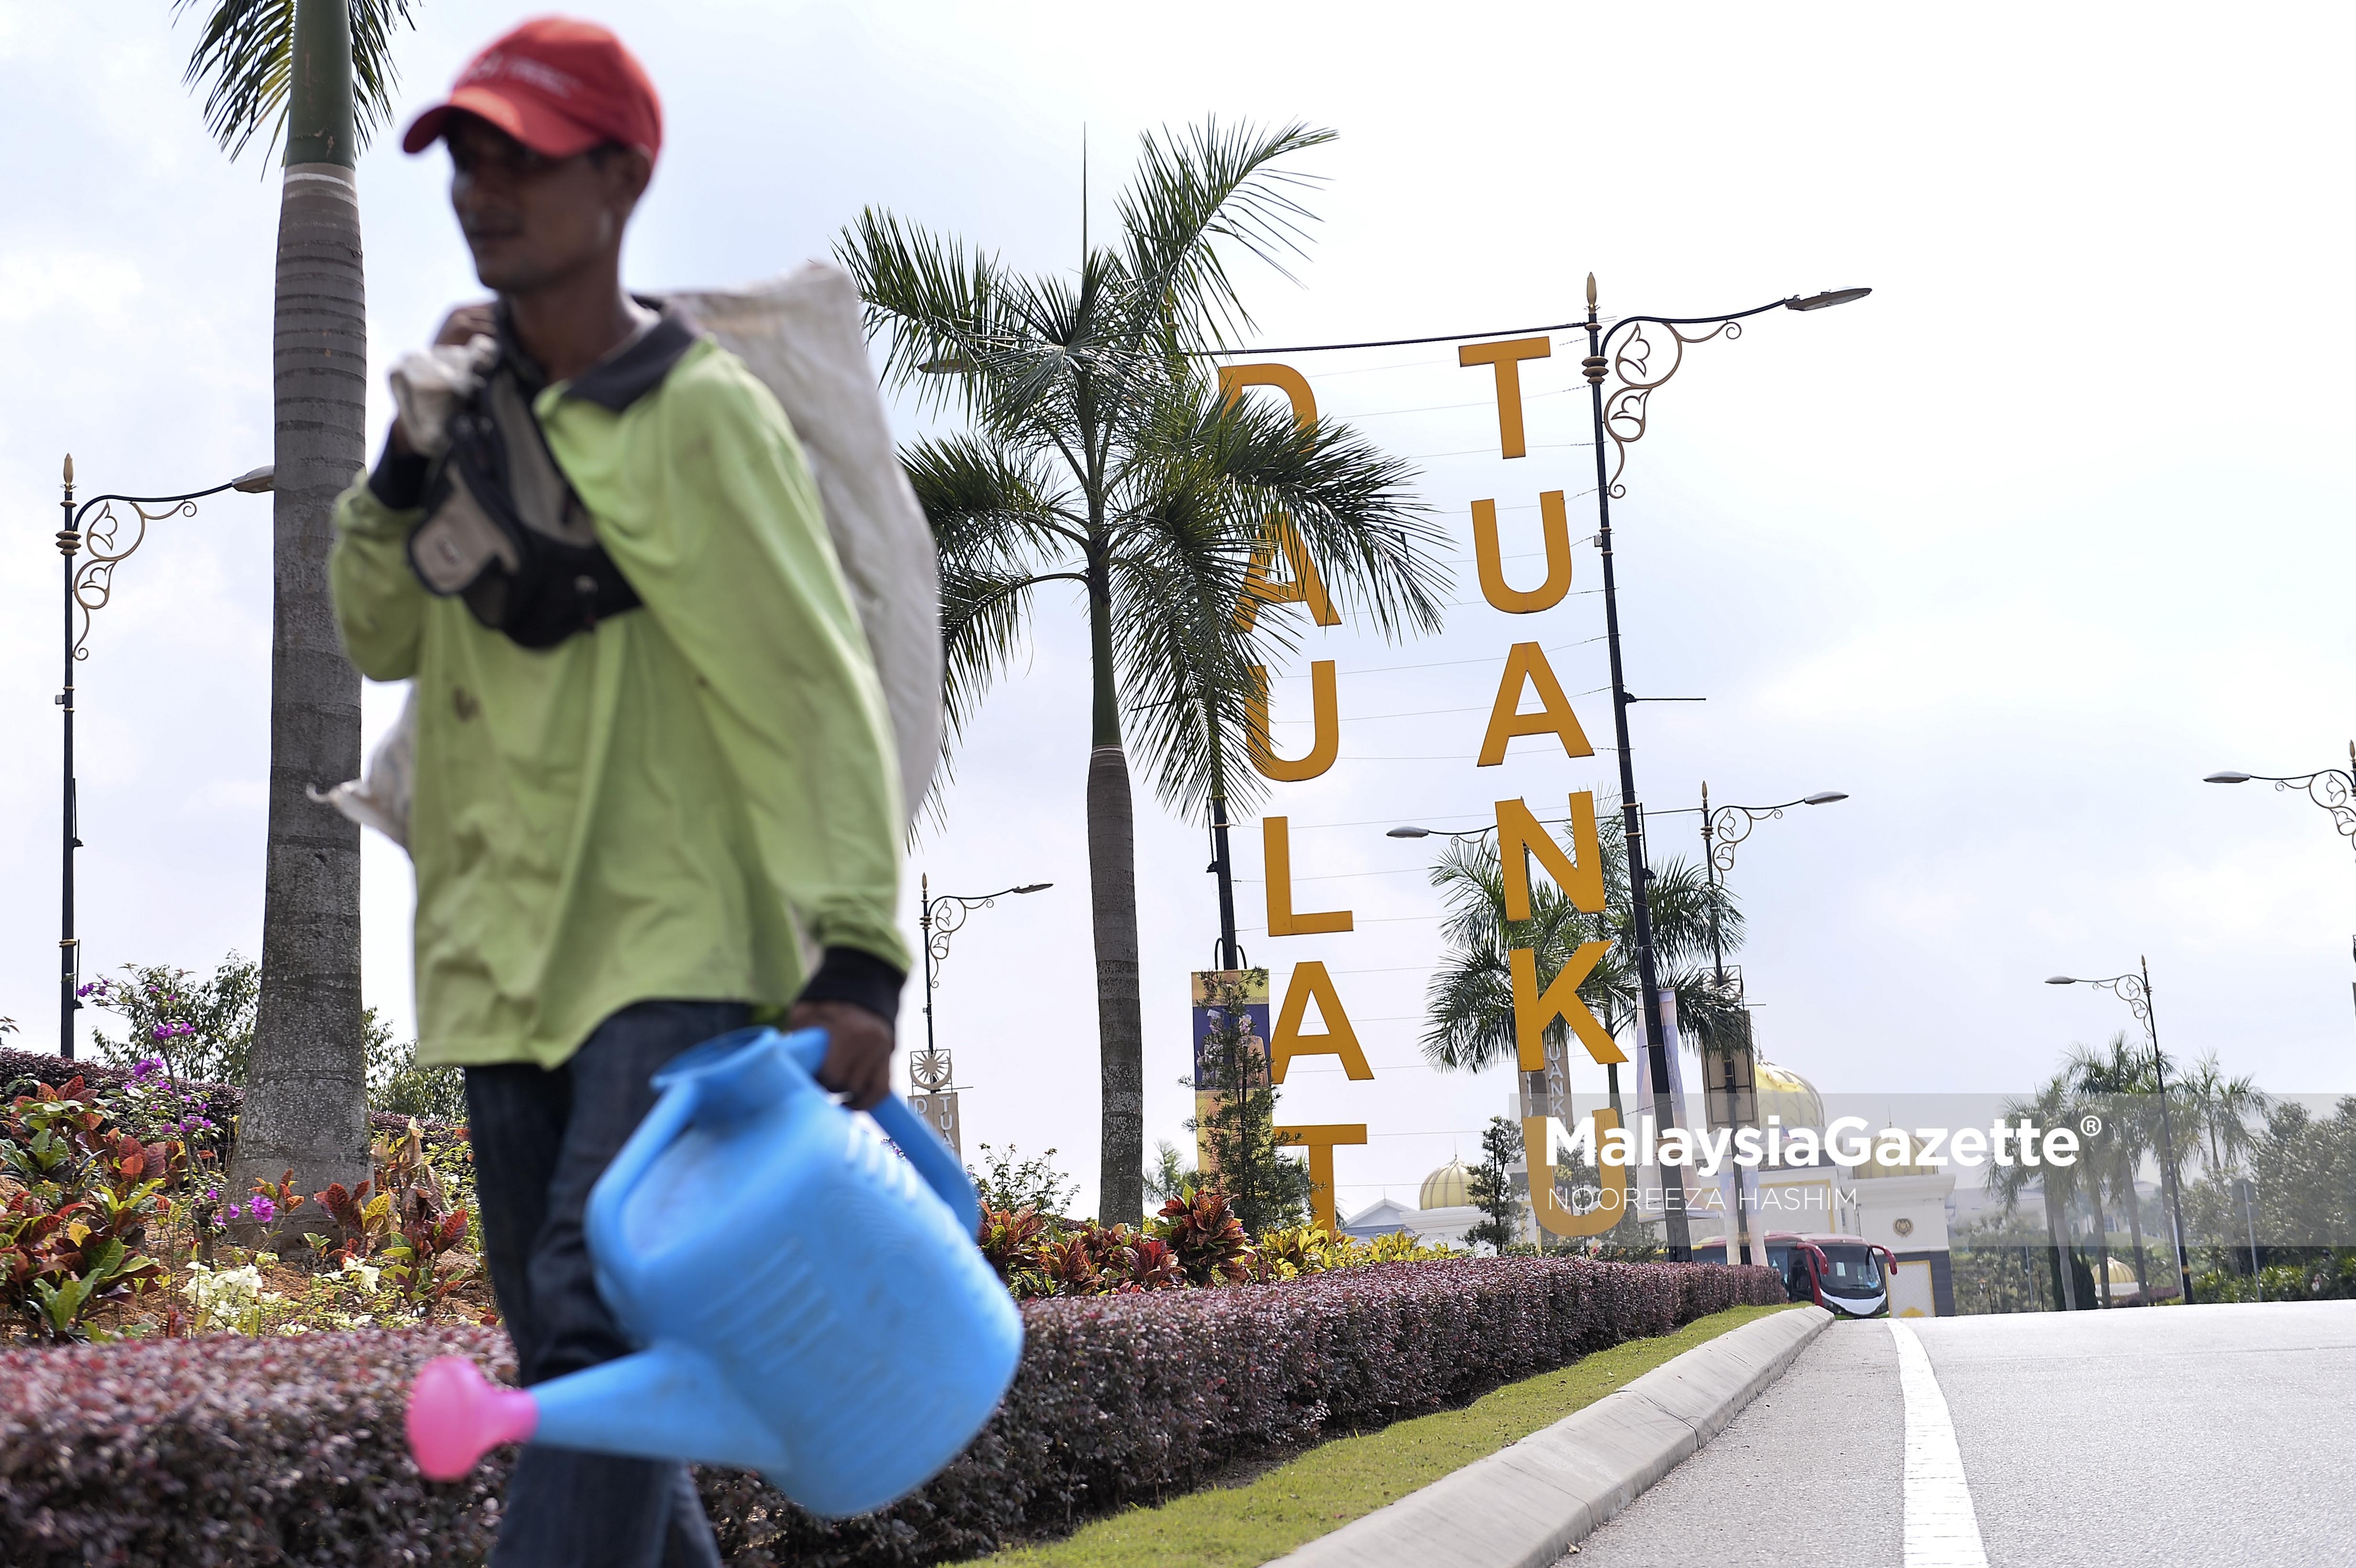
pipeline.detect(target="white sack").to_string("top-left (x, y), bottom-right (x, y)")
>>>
top-left (309, 684), bottom-right (417, 851)
top-left (668, 262), bottom-right (943, 828)
top-left (318, 261), bottom-right (942, 846)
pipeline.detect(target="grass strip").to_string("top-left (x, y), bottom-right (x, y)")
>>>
top-left (971, 1302), bottom-right (1797, 1568)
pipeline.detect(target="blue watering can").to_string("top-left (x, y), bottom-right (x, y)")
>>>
top-left (407, 1026), bottom-right (1023, 1518)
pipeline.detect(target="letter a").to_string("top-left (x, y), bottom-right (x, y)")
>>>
top-left (1234, 517), bottom-right (1339, 631)
top-left (1497, 792), bottom-right (1604, 917)
top-left (1269, 961), bottom-right (1373, 1083)
top-left (1510, 943), bottom-right (1624, 1069)
top-left (1478, 642), bottom-right (1594, 765)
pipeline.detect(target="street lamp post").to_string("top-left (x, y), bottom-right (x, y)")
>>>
top-left (1698, 785), bottom-right (1848, 987)
top-left (2204, 748), bottom-right (2356, 857)
top-left (2044, 960), bottom-right (2196, 1307)
top-left (1690, 785), bottom-right (1845, 1266)
top-left (1579, 275), bottom-right (1869, 1257)
top-left (2206, 754), bottom-right (2356, 1020)
top-left (1208, 794), bottom-right (1243, 972)
top-left (914, 875), bottom-right (1050, 1097)
top-left (54, 454), bottom-right (272, 1058)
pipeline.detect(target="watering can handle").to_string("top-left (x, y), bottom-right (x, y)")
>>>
top-left (778, 1029), bottom-right (980, 1234)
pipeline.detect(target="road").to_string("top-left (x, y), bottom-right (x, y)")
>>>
top-left (1563, 1301), bottom-right (2356, 1567)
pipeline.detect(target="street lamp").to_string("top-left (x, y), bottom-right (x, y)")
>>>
top-left (2044, 960), bottom-right (2196, 1307)
top-left (1697, 786), bottom-right (1848, 991)
top-left (54, 454), bottom-right (273, 1058)
top-left (1580, 273), bottom-right (1869, 1257)
top-left (1385, 823), bottom-right (1492, 841)
top-left (2204, 747), bottom-right (2356, 858)
top-left (1669, 784), bottom-right (1846, 1267)
top-left (913, 875), bottom-right (1050, 1098)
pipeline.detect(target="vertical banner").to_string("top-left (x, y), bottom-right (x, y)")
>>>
top-left (905, 1091), bottom-right (961, 1158)
top-left (1191, 969), bottom-right (1271, 1176)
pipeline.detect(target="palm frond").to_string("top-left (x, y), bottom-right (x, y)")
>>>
top-left (1106, 510), bottom-right (1264, 815)
top-left (905, 436), bottom-right (1079, 750)
top-left (1114, 119), bottom-right (1336, 348)
top-left (1154, 392), bottom-right (1452, 640)
top-left (1418, 818), bottom-right (1744, 1075)
top-left (176, 0), bottom-right (419, 163)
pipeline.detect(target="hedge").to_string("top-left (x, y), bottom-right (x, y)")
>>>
top-left (0, 1257), bottom-right (1783, 1567)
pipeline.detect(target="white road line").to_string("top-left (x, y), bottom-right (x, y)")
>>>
top-left (1891, 1320), bottom-right (1989, 1568)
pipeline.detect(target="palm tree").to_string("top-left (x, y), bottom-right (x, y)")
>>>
top-left (1993, 1071), bottom-right (2085, 1310)
top-left (2070, 1034), bottom-right (2154, 1303)
top-left (1419, 806), bottom-right (1743, 1107)
top-left (840, 122), bottom-right (1448, 1223)
top-left (2185, 1051), bottom-right (2270, 1179)
top-left (179, 0), bottom-right (422, 1213)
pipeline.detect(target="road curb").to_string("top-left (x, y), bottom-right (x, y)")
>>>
top-left (1270, 1305), bottom-right (1835, 1568)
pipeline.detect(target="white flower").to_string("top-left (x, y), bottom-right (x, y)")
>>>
top-left (339, 1256), bottom-right (382, 1294)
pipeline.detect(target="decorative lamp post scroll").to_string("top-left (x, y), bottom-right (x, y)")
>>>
top-left (54, 454), bottom-right (273, 1058)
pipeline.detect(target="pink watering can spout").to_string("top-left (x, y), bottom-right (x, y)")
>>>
top-left (402, 1025), bottom-right (1021, 1519)
top-left (408, 1355), bottom-right (538, 1481)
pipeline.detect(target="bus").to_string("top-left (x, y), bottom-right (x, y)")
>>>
top-left (1693, 1231), bottom-right (1895, 1319)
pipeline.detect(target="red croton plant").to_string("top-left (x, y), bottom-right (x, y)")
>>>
top-left (0, 1078), bottom-right (176, 1341)
top-left (977, 1188), bottom-right (1251, 1298)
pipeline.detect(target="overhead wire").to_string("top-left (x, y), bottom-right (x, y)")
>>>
top-left (1186, 314), bottom-right (1624, 357)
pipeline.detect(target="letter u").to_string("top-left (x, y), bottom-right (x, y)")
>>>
top-left (1249, 661), bottom-right (1338, 782)
top-left (1472, 491), bottom-right (1572, 614)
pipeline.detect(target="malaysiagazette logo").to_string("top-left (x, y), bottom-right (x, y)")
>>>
top-left (1551, 1114), bottom-right (2092, 1174)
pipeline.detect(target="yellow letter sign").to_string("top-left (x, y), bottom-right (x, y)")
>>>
top-left (1478, 642), bottom-right (1594, 765)
top-left (1497, 793), bottom-right (1604, 918)
top-left (1263, 817), bottom-right (1353, 936)
top-left (1472, 491), bottom-right (1573, 614)
top-left (1270, 961), bottom-right (1373, 1082)
top-left (1509, 943), bottom-right (1624, 1069)
top-left (1456, 336), bottom-right (1552, 459)
top-left (1249, 662), bottom-right (1340, 782)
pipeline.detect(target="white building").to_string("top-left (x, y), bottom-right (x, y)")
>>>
top-left (1341, 1159), bottom-right (1485, 1250)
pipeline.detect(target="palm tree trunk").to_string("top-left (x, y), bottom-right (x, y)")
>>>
top-left (2087, 1187), bottom-right (2112, 1307)
top-left (2046, 1185), bottom-right (2078, 1310)
top-left (230, 0), bottom-right (370, 1224)
top-left (1087, 568), bottom-right (1144, 1226)
top-left (2121, 1155), bottom-right (2151, 1304)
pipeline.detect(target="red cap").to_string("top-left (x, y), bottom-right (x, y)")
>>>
top-left (402, 17), bottom-right (661, 162)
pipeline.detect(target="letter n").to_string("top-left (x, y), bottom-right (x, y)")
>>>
top-left (1497, 792), bottom-right (1604, 916)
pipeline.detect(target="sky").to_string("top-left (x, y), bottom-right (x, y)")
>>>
top-left (2, 3), bottom-right (2352, 1221)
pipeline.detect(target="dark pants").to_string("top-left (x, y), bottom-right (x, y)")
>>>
top-left (467, 999), bottom-right (749, 1568)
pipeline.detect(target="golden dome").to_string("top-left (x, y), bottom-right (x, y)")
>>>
top-left (1856, 1127), bottom-right (1933, 1178)
top-left (1419, 1158), bottom-right (1472, 1210)
top-left (1754, 1059), bottom-right (1823, 1131)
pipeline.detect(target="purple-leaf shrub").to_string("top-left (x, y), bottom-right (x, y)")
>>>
top-left (0, 1258), bottom-right (1781, 1567)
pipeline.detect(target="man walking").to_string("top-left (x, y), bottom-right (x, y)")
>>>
top-left (330, 19), bottom-right (908, 1565)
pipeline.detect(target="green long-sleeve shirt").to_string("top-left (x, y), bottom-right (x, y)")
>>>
top-left (330, 330), bottom-right (908, 1070)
